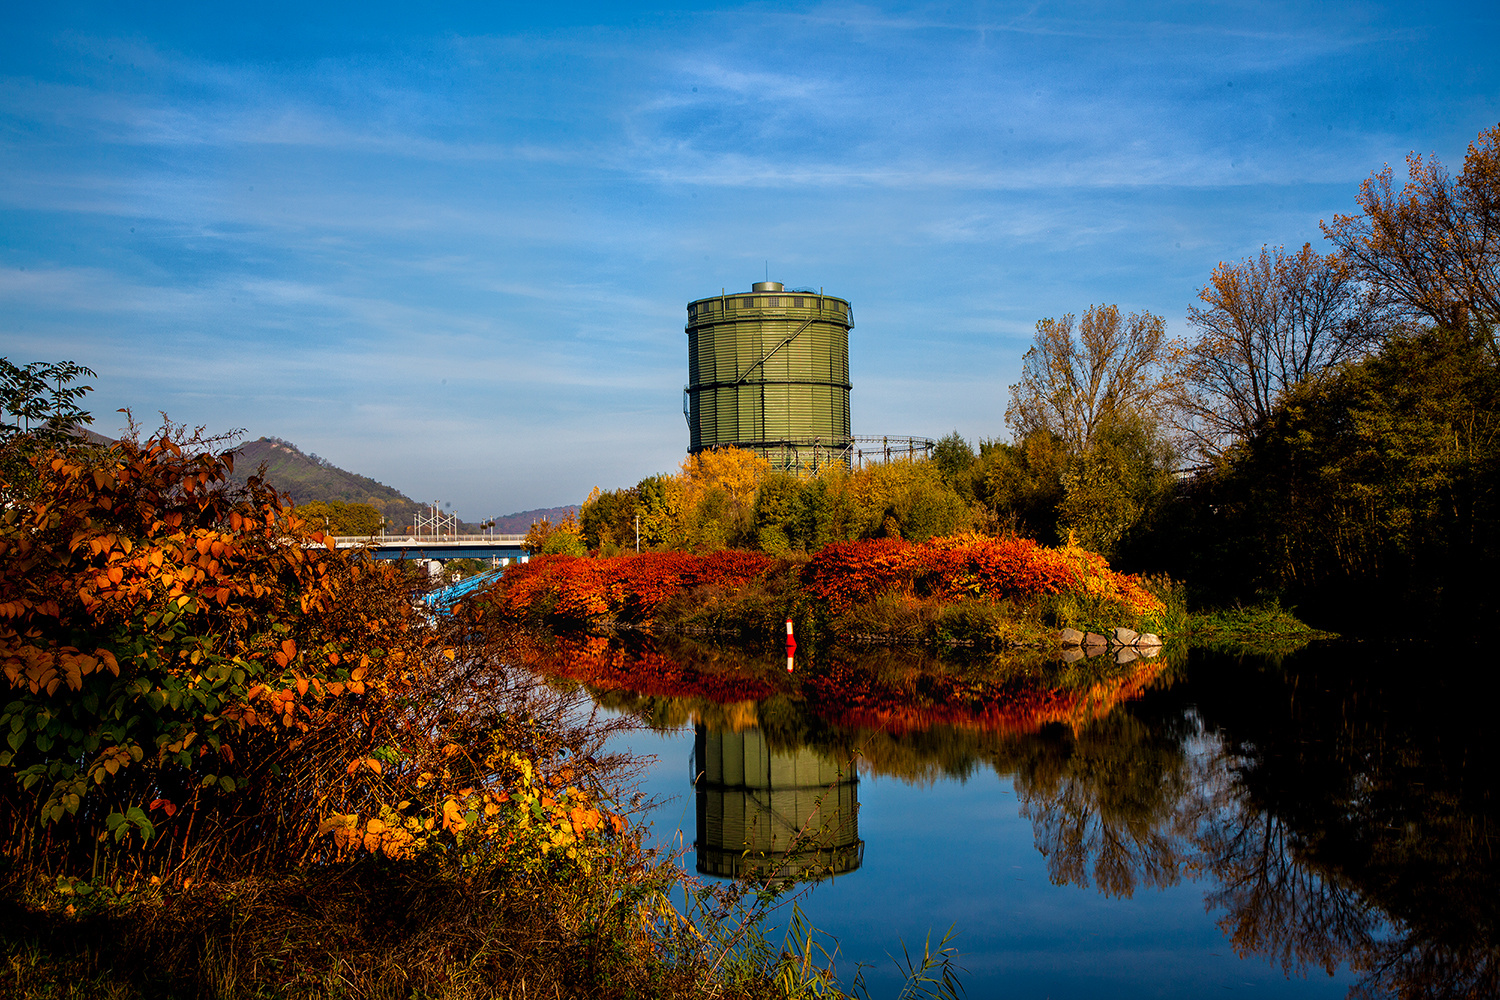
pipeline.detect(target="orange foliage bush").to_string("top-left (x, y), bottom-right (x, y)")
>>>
top-left (484, 535), bottom-right (1162, 632)
top-left (0, 430), bottom-right (628, 880)
top-left (488, 549), bottom-right (776, 625)
top-left (801, 533), bottom-right (1161, 616)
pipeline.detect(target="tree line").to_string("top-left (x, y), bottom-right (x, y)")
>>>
top-left (576, 122), bottom-right (1500, 634)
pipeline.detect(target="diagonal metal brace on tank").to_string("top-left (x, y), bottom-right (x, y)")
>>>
top-left (732, 318), bottom-right (817, 385)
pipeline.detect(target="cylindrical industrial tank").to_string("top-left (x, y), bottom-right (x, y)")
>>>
top-left (685, 281), bottom-right (853, 471)
top-left (694, 725), bottom-right (863, 883)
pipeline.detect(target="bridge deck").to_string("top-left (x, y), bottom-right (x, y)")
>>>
top-left (331, 535), bottom-right (531, 561)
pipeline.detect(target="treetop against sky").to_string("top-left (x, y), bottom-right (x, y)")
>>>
top-left (1, 1), bottom-right (1497, 516)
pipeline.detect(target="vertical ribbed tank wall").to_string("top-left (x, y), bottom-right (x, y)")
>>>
top-left (684, 281), bottom-right (852, 471)
top-left (693, 725), bottom-right (862, 882)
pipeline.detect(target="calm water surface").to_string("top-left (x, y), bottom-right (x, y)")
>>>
top-left (522, 639), bottom-right (1499, 999)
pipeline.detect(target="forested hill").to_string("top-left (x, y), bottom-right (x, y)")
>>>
top-left (228, 437), bottom-right (576, 533)
top-left (229, 437), bottom-right (422, 527)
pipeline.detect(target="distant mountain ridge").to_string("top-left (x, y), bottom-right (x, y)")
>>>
top-left (229, 437), bottom-right (574, 533)
top-left (487, 507), bottom-right (579, 534)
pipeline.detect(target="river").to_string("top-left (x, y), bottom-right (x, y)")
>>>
top-left (512, 636), bottom-right (1499, 999)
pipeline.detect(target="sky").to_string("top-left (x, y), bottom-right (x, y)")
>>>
top-left (2, 1), bottom-right (1498, 519)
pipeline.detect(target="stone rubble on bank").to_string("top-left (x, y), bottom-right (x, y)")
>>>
top-left (1058, 627), bottom-right (1164, 654)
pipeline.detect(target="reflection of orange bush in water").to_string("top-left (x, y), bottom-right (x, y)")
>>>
top-left (509, 634), bottom-right (1165, 738)
top-left (514, 635), bottom-right (776, 705)
top-left (804, 657), bottom-right (1166, 737)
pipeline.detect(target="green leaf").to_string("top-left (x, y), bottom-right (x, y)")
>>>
top-left (124, 805), bottom-right (155, 841)
top-left (217, 776), bottom-right (236, 793)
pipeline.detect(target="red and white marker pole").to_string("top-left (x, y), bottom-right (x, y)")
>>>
top-left (785, 617), bottom-right (796, 672)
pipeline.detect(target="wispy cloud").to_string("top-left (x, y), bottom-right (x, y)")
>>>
top-left (2, 2), bottom-right (1496, 514)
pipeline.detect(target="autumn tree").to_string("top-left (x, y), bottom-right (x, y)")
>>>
top-left (751, 470), bottom-right (803, 555)
top-left (845, 458), bottom-right (972, 542)
top-left (1322, 122), bottom-right (1500, 360)
top-left (1006, 304), bottom-right (1168, 453)
top-left (1169, 243), bottom-right (1386, 461)
top-left (1057, 412), bottom-right (1176, 557)
top-left (976, 435), bottom-right (1069, 541)
top-left (1146, 325), bottom-right (1500, 629)
top-left (579, 486), bottom-right (642, 553)
top-left (676, 447), bottom-right (770, 549)
top-left (523, 513), bottom-right (585, 555)
top-left (295, 500), bottom-right (384, 536)
top-left (634, 475), bottom-right (678, 549)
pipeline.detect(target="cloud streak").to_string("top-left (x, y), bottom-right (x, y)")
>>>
top-left (2, 2), bottom-right (1497, 513)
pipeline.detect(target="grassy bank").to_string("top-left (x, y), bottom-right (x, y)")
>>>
top-left (2, 861), bottom-right (682, 999)
top-left (1186, 601), bottom-right (1337, 656)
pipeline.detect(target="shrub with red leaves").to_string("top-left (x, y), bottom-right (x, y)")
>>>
top-left (480, 535), bottom-right (1161, 631)
top-left (482, 550), bottom-right (776, 626)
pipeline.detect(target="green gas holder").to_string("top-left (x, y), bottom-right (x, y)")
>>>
top-left (684, 281), bottom-right (853, 471)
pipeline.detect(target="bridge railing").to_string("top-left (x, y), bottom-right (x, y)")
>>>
top-left (331, 534), bottom-right (530, 547)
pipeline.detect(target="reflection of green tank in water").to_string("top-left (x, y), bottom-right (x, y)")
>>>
top-left (694, 725), bottom-right (862, 882)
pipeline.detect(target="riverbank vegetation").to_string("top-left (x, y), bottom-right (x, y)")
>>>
top-left (477, 533), bottom-right (1178, 648)
top-left (0, 411), bottom-right (879, 998)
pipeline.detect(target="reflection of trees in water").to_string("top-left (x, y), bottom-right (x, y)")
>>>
top-left (1014, 713), bottom-right (1194, 898)
top-left (1194, 765), bottom-right (1379, 977)
top-left (822, 650), bottom-right (1500, 998)
top-left (1014, 648), bottom-right (1500, 999)
top-left (1352, 939), bottom-right (1500, 1000)
top-left (535, 634), bottom-right (1500, 997)
top-left (1190, 648), bottom-right (1500, 999)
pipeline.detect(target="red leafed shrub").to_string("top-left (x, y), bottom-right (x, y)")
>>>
top-left (482, 535), bottom-right (1161, 631)
top-left (801, 534), bottom-right (1162, 617)
top-left (798, 538), bottom-right (916, 613)
top-left (482, 550), bottom-right (776, 626)
top-left (909, 535), bottom-right (1078, 602)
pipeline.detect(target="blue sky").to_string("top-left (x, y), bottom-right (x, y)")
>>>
top-left (3, 2), bottom-right (1497, 518)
